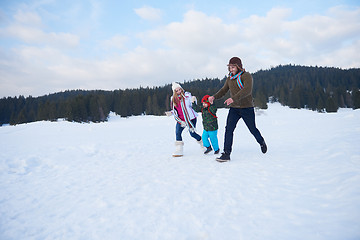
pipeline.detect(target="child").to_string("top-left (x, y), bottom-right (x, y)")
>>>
top-left (199, 95), bottom-right (220, 154)
top-left (201, 95), bottom-right (220, 154)
top-left (208, 57), bottom-right (267, 162)
top-left (169, 82), bottom-right (203, 157)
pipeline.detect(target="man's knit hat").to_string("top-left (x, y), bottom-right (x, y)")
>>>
top-left (227, 57), bottom-right (242, 69)
top-left (172, 82), bottom-right (182, 91)
top-left (201, 95), bottom-right (211, 105)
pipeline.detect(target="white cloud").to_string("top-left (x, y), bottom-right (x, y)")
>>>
top-left (1, 9), bottom-right (79, 48)
top-left (100, 35), bottom-right (129, 50)
top-left (1, 5), bottom-right (360, 97)
top-left (14, 10), bottom-right (42, 26)
top-left (106, 6), bottom-right (360, 83)
top-left (1, 46), bottom-right (104, 96)
top-left (148, 10), bottom-right (238, 52)
top-left (290, 6), bottom-right (360, 47)
top-left (134, 6), bottom-right (162, 21)
top-left (3, 24), bottom-right (79, 47)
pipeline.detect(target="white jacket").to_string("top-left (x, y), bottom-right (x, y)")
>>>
top-left (171, 92), bottom-right (198, 122)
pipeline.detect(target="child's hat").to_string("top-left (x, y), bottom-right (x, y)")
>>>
top-left (227, 57), bottom-right (242, 69)
top-left (172, 82), bottom-right (182, 91)
top-left (201, 95), bottom-right (211, 105)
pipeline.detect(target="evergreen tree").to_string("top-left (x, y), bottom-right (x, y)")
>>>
top-left (289, 86), bottom-right (301, 109)
top-left (345, 91), bottom-right (353, 108)
top-left (353, 89), bottom-right (360, 109)
top-left (37, 101), bottom-right (50, 121)
top-left (151, 94), bottom-right (161, 115)
top-left (317, 97), bottom-right (325, 112)
top-left (146, 95), bottom-right (152, 115)
top-left (254, 89), bottom-right (268, 109)
top-left (307, 91), bottom-right (316, 110)
top-left (16, 108), bottom-right (27, 124)
top-left (325, 96), bottom-right (338, 112)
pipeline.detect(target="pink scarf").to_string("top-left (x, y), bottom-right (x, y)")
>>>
top-left (173, 94), bottom-right (196, 132)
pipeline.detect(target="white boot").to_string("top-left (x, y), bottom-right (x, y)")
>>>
top-left (173, 141), bottom-right (184, 157)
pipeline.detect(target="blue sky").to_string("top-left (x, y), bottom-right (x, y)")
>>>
top-left (0, 0), bottom-right (359, 97)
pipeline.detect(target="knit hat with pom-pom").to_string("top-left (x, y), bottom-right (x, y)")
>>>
top-left (201, 95), bottom-right (211, 105)
top-left (172, 82), bottom-right (182, 91)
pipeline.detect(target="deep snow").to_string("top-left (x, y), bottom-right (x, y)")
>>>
top-left (0, 103), bottom-right (359, 240)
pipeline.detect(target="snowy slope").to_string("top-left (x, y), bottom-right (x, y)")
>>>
top-left (0, 103), bottom-right (359, 240)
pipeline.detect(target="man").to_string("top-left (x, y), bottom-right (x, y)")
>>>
top-left (208, 57), bottom-right (267, 162)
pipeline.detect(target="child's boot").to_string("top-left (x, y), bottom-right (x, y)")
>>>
top-left (204, 146), bottom-right (212, 154)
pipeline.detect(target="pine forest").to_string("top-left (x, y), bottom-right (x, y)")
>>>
top-left (1, 65), bottom-right (360, 126)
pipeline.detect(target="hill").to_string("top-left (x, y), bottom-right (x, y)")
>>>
top-left (1, 65), bottom-right (360, 126)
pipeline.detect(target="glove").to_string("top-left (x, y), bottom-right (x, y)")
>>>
top-left (165, 111), bottom-right (172, 116)
top-left (180, 121), bottom-right (186, 127)
top-left (191, 96), bottom-right (197, 103)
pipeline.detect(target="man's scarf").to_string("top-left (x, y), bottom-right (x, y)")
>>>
top-left (230, 71), bottom-right (244, 89)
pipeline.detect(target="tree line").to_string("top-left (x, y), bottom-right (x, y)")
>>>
top-left (1, 65), bottom-right (359, 126)
top-left (253, 65), bottom-right (360, 111)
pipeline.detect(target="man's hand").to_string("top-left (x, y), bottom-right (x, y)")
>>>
top-left (224, 98), bottom-right (234, 106)
top-left (208, 96), bottom-right (215, 104)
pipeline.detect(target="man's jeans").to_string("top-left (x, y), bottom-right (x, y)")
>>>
top-left (224, 107), bottom-right (264, 154)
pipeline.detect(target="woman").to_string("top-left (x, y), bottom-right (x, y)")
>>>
top-left (170, 82), bottom-right (203, 157)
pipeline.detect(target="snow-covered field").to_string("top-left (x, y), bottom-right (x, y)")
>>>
top-left (0, 103), bottom-right (359, 240)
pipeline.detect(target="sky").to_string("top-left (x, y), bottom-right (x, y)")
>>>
top-left (0, 0), bottom-right (359, 98)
